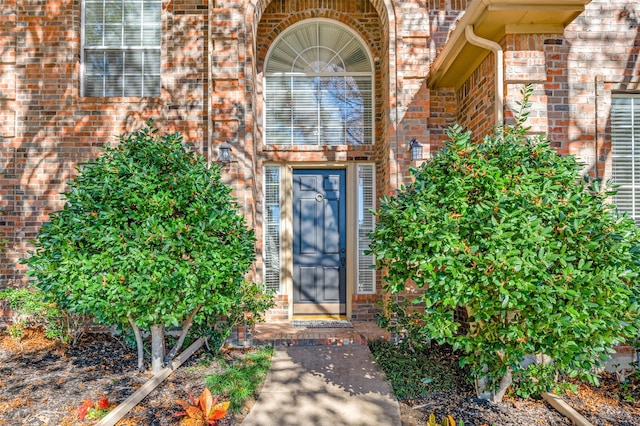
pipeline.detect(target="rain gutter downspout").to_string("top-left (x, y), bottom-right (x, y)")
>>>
top-left (464, 25), bottom-right (504, 126)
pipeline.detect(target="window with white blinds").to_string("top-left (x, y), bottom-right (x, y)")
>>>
top-left (264, 20), bottom-right (374, 146)
top-left (83, 0), bottom-right (161, 97)
top-left (357, 164), bottom-right (376, 294)
top-left (263, 166), bottom-right (281, 293)
top-left (611, 95), bottom-right (640, 224)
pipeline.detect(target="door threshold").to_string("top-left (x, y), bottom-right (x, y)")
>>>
top-left (291, 315), bottom-right (347, 320)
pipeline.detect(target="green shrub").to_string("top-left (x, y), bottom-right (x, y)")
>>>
top-left (23, 120), bottom-right (273, 372)
top-left (0, 287), bottom-right (92, 345)
top-left (368, 85), bottom-right (640, 401)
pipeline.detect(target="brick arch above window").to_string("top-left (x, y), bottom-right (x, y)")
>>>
top-left (255, 9), bottom-right (384, 75)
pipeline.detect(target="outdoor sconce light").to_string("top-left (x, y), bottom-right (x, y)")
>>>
top-left (218, 140), bottom-right (233, 163)
top-left (409, 138), bottom-right (423, 161)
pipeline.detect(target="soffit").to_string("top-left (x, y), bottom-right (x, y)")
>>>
top-left (428, 0), bottom-right (591, 89)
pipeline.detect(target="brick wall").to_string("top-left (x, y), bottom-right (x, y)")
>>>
top-left (556, 0), bottom-right (640, 181)
top-left (351, 294), bottom-right (379, 321)
top-left (0, 0), bottom-right (210, 288)
top-left (457, 53), bottom-right (497, 140)
top-left (427, 0), bottom-right (468, 51)
top-left (498, 0), bottom-right (639, 181)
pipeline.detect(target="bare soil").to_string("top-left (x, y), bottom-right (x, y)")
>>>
top-left (1, 329), bottom-right (639, 426)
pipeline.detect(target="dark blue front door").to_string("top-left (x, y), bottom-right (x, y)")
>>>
top-left (293, 169), bottom-right (346, 316)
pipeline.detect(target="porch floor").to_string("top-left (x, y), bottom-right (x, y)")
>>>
top-left (242, 320), bottom-right (392, 347)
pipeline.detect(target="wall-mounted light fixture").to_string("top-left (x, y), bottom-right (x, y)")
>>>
top-left (409, 138), bottom-right (423, 161)
top-left (218, 140), bottom-right (233, 163)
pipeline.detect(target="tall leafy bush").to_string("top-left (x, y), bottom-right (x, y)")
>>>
top-left (368, 86), bottom-right (640, 401)
top-left (25, 121), bottom-right (272, 373)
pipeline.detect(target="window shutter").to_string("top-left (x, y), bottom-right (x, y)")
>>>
top-left (357, 164), bottom-right (376, 294)
top-left (612, 96), bottom-right (640, 223)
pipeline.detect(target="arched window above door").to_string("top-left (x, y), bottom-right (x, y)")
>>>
top-left (264, 20), bottom-right (374, 146)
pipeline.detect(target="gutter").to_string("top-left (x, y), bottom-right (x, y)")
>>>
top-left (464, 25), bottom-right (504, 126)
top-left (427, 0), bottom-right (590, 118)
top-left (427, 0), bottom-right (491, 88)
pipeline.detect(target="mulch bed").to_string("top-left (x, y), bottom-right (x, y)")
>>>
top-left (397, 358), bottom-right (640, 426)
top-left (0, 329), bottom-right (249, 425)
top-left (398, 389), bottom-right (640, 426)
top-left (1, 329), bottom-right (640, 426)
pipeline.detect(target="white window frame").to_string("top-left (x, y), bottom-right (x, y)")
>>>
top-left (81, 0), bottom-right (161, 97)
top-left (263, 165), bottom-right (282, 293)
top-left (263, 19), bottom-right (375, 146)
top-left (356, 164), bottom-right (376, 294)
top-left (611, 94), bottom-right (640, 224)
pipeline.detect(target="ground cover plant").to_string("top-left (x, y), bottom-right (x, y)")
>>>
top-left (205, 346), bottom-right (273, 413)
top-left (23, 121), bottom-right (273, 373)
top-left (0, 287), bottom-right (93, 347)
top-left (368, 85), bottom-right (640, 402)
top-left (368, 338), bottom-right (472, 401)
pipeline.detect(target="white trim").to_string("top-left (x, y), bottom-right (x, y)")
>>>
top-left (356, 163), bottom-right (376, 294)
top-left (611, 94), bottom-right (640, 223)
top-left (262, 165), bottom-right (282, 293)
top-left (80, 0), bottom-right (87, 97)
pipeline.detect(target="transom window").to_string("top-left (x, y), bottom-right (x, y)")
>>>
top-left (82, 0), bottom-right (161, 97)
top-left (264, 20), bottom-right (374, 146)
top-left (611, 94), bottom-right (640, 224)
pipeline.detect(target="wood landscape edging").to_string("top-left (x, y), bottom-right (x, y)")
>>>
top-left (541, 392), bottom-right (594, 426)
top-left (95, 337), bottom-right (206, 426)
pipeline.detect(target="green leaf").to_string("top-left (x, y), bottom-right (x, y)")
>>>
top-left (368, 83), bottom-right (640, 399)
top-left (23, 122), bottom-right (274, 366)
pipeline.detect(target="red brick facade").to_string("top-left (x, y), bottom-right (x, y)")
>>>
top-left (1, 0), bottom-right (639, 321)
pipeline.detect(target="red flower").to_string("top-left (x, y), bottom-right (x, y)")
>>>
top-left (97, 397), bottom-right (109, 410)
top-left (77, 403), bottom-right (90, 420)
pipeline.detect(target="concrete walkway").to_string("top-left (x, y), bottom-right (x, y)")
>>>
top-left (241, 346), bottom-right (401, 426)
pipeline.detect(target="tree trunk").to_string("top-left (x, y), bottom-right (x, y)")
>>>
top-left (164, 304), bottom-right (202, 365)
top-left (150, 324), bottom-right (165, 374)
top-left (475, 367), bottom-right (513, 403)
top-left (128, 316), bottom-right (145, 372)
